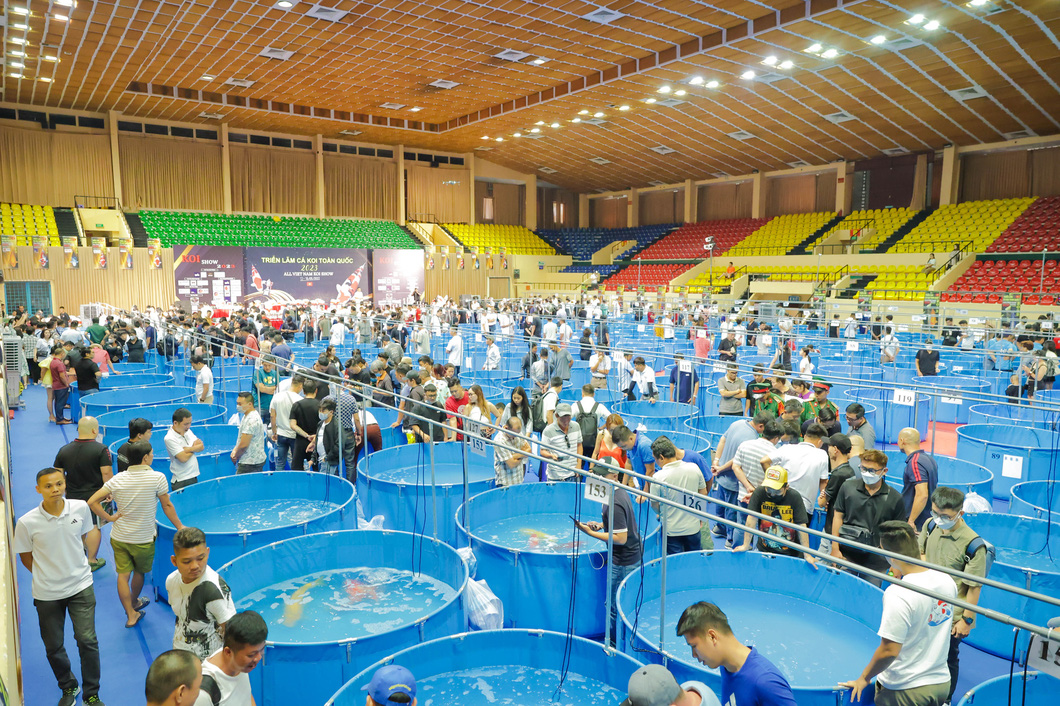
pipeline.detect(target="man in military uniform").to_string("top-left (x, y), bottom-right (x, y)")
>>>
top-left (748, 381), bottom-right (785, 418)
top-left (800, 380), bottom-right (838, 425)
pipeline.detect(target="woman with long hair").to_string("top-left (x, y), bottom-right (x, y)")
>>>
top-left (593, 413), bottom-right (628, 467)
top-left (461, 384), bottom-right (501, 438)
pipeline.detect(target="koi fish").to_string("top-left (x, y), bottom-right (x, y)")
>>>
top-left (251, 265), bottom-right (263, 292)
top-left (343, 578), bottom-right (379, 602)
top-left (281, 577), bottom-right (324, 626)
top-left (331, 265), bottom-right (365, 306)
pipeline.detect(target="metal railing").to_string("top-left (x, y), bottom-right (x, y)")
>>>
top-left (74, 195), bottom-right (122, 210)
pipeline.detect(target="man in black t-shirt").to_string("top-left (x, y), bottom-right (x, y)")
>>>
top-left (116, 417), bottom-right (154, 474)
top-left (53, 416), bottom-right (113, 571)
top-left (915, 342), bottom-right (940, 376)
top-left (735, 466), bottom-right (816, 569)
top-left (718, 331), bottom-right (737, 362)
top-left (73, 353), bottom-right (101, 395)
top-left (288, 380), bottom-right (320, 470)
top-left (576, 458), bottom-right (643, 643)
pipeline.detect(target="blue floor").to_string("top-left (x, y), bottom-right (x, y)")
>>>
top-left (10, 384), bottom-right (1015, 704)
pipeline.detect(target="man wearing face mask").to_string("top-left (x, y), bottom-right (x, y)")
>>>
top-left (916, 340), bottom-right (940, 377)
top-left (830, 450), bottom-right (907, 585)
top-left (918, 487), bottom-right (988, 705)
top-left (840, 522), bottom-right (955, 706)
top-left (734, 466), bottom-right (816, 569)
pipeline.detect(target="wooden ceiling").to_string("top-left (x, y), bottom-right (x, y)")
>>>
top-left (4, 0), bottom-right (1059, 192)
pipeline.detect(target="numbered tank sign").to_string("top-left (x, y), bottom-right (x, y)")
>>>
top-left (475, 334), bottom-right (483, 343)
top-left (584, 476), bottom-right (611, 505)
top-left (911, 314), bottom-right (926, 322)
top-left (1028, 635), bottom-right (1060, 680)
top-left (712, 363), bottom-right (725, 373)
top-left (951, 366), bottom-right (964, 372)
top-left (893, 389), bottom-right (915, 406)
top-left (941, 395), bottom-right (963, 405)
top-left (897, 324), bottom-right (910, 332)
top-left (846, 341), bottom-right (860, 352)
top-left (680, 491), bottom-right (708, 515)
top-left (697, 330), bottom-right (706, 338)
top-left (465, 357), bottom-right (473, 370)
top-left (469, 435), bottom-right (487, 457)
top-left (969, 318), bottom-right (982, 325)
top-left (637, 324), bottom-right (646, 333)
top-left (679, 360), bottom-right (693, 373)
top-left (1044, 322), bottom-right (1055, 330)
top-left (1001, 454), bottom-right (1024, 479)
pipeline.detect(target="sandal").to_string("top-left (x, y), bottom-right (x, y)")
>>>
top-left (133, 597), bottom-right (150, 611)
top-left (125, 610), bottom-right (145, 629)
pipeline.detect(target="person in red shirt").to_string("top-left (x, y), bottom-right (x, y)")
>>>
top-left (444, 377), bottom-right (471, 442)
top-left (49, 345), bottom-right (73, 425)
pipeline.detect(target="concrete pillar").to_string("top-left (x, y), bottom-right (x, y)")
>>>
top-left (912, 154), bottom-right (929, 210)
top-left (579, 194), bottom-right (590, 228)
top-left (395, 145), bottom-right (406, 225)
top-left (939, 145), bottom-right (960, 206)
top-left (524, 174), bottom-right (537, 230)
top-left (684, 179), bottom-right (696, 223)
top-left (835, 162), bottom-right (854, 216)
top-left (467, 153), bottom-right (476, 225)
top-left (751, 172), bottom-right (765, 219)
top-left (314, 134), bottom-right (325, 217)
top-left (220, 124), bottom-right (232, 214)
top-left (107, 110), bottom-right (123, 204)
top-left (628, 188), bottom-right (638, 228)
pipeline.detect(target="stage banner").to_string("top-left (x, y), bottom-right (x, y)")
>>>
top-left (372, 248), bottom-right (425, 305)
top-left (244, 247), bottom-right (369, 307)
top-left (173, 245), bottom-right (244, 307)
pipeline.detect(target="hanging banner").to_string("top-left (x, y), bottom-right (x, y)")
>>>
top-left (1, 235), bottom-right (17, 269)
top-left (500, 253), bottom-right (508, 269)
top-left (33, 235), bottom-right (49, 269)
top-left (174, 245), bottom-right (244, 307)
top-left (426, 254), bottom-right (435, 270)
top-left (458, 255), bottom-right (465, 270)
top-left (372, 248), bottom-right (425, 305)
top-left (91, 237), bottom-right (108, 269)
top-left (487, 255), bottom-right (494, 269)
top-left (244, 247), bottom-right (370, 307)
top-left (617, 285), bottom-right (625, 295)
top-left (439, 245), bottom-right (449, 256)
top-left (63, 244), bottom-right (79, 269)
top-left (147, 238), bottom-right (163, 269)
top-left (443, 255), bottom-right (450, 270)
top-left (119, 238), bottom-right (133, 269)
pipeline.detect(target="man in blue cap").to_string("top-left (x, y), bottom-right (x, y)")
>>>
top-left (364, 664), bottom-right (417, 705)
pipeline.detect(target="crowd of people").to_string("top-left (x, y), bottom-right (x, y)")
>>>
top-left (6, 292), bottom-right (1015, 706)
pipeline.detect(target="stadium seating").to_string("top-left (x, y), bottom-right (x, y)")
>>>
top-left (1, 202), bottom-right (60, 246)
top-left (141, 211), bottom-right (418, 249)
top-left (634, 218), bottom-right (769, 260)
top-left (445, 224), bottom-right (553, 255)
top-left (817, 208), bottom-right (918, 251)
top-left (945, 258), bottom-right (1059, 303)
top-left (987, 196), bottom-right (1060, 253)
top-left (886, 198), bottom-right (1035, 254)
top-left (849, 264), bottom-right (936, 300)
top-left (538, 224), bottom-right (676, 260)
top-left (562, 264), bottom-right (622, 279)
top-left (601, 263), bottom-right (694, 288)
top-left (726, 212), bottom-right (836, 256)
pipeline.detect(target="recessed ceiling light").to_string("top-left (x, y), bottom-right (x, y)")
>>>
top-left (54, 14), bottom-right (69, 21)
top-left (618, 105), bottom-right (630, 111)
top-left (689, 76), bottom-right (704, 85)
top-left (275, 0), bottom-right (294, 7)
top-left (741, 70), bottom-right (755, 80)
top-left (10, 8), bottom-right (29, 16)
top-left (38, 77), bottom-right (52, 82)
top-left (8, 73), bottom-right (23, 78)
top-left (907, 14), bottom-right (926, 25)
top-left (532, 58), bottom-right (547, 65)
top-left (495, 137), bottom-right (503, 142)
top-left (42, 55), bottom-right (58, 62)
top-left (578, 110), bottom-right (589, 115)
top-left (594, 111), bottom-right (605, 117)
top-left (535, 121), bottom-right (545, 125)
top-left (705, 80), bottom-right (719, 88)
top-left (572, 117), bottom-right (581, 123)
top-left (9, 62), bottom-right (24, 68)
top-left (9, 51), bottom-right (26, 57)
top-left (13, 24), bottom-right (28, 30)
top-left (658, 85), bottom-right (671, 94)
top-left (778, 61), bottom-right (793, 70)
top-left (550, 122), bottom-right (560, 128)
top-left (481, 135), bottom-right (490, 140)
top-left (923, 20), bottom-right (941, 30)
top-left (870, 35), bottom-right (886, 44)
top-left (9, 38), bottom-right (28, 45)
top-left (762, 56), bottom-right (778, 66)
top-left (673, 90), bottom-right (686, 96)
top-left (409, 107), bottom-right (422, 112)
top-left (969, 0), bottom-right (988, 5)
top-left (530, 127), bottom-right (540, 133)
top-left (821, 48), bottom-right (839, 59)
top-left (513, 132), bottom-right (522, 137)
top-left (56, 0), bottom-right (75, 6)
top-left (644, 97), bottom-right (657, 103)
top-left (804, 43), bottom-right (822, 53)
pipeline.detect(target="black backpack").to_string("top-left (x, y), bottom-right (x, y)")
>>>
top-left (198, 675), bottom-right (222, 706)
top-left (575, 401), bottom-right (601, 453)
top-left (532, 390), bottom-right (554, 433)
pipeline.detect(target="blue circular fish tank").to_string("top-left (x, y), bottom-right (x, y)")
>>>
top-left (613, 400), bottom-right (696, 434)
top-left (359, 442), bottom-right (494, 547)
top-left (956, 424), bottom-right (1060, 498)
top-left (881, 451), bottom-right (995, 504)
top-left (96, 402), bottom-right (228, 447)
top-left (80, 385), bottom-right (196, 417)
top-left (219, 529), bottom-right (468, 706)
top-left (1009, 480), bottom-right (1060, 520)
top-left (850, 387), bottom-right (930, 444)
top-left (956, 671), bottom-right (1056, 705)
top-left (968, 403), bottom-right (1059, 429)
top-left (108, 424), bottom-right (240, 481)
top-left (456, 482), bottom-right (660, 637)
top-left (326, 629), bottom-right (647, 706)
top-left (617, 551), bottom-right (883, 706)
top-left (154, 471), bottom-right (356, 603)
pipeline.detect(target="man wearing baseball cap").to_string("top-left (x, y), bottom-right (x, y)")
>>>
top-left (620, 663), bottom-right (720, 706)
top-left (540, 402), bottom-right (583, 482)
top-left (363, 664), bottom-right (416, 705)
top-left (734, 466), bottom-right (816, 569)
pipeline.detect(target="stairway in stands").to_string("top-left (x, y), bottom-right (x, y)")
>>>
top-left (873, 208), bottom-right (934, 253)
top-left (838, 273), bottom-right (878, 298)
top-left (786, 214), bottom-right (845, 255)
top-left (53, 208), bottom-right (81, 244)
top-left (125, 212), bottom-right (149, 247)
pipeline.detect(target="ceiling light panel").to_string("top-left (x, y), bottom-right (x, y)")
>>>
top-left (259, 47), bottom-right (296, 60)
top-left (650, 146), bottom-right (677, 154)
top-left (589, 156), bottom-right (611, 164)
top-left (429, 79), bottom-right (459, 89)
top-left (305, 3), bottom-right (348, 22)
top-left (379, 102), bottom-right (406, 109)
top-left (580, 7), bottom-right (625, 24)
top-left (493, 49), bottom-right (531, 62)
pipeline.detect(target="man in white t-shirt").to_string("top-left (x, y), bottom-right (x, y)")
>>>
top-left (88, 440), bottom-right (183, 628)
top-left (880, 328), bottom-right (900, 364)
top-left (269, 373), bottom-right (304, 471)
top-left (589, 347), bottom-right (611, 389)
top-left (330, 317), bottom-right (347, 346)
top-left (194, 611), bottom-right (267, 706)
top-left (166, 408), bottom-right (204, 491)
top-left (14, 468), bottom-right (104, 706)
top-left (542, 316), bottom-right (558, 344)
top-left (192, 355), bottom-right (214, 404)
top-left (841, 521), bottom-right (956, 706)
top-left (446, 326), bottom-right (464, 374)
top-left (166, 527), bottom-right (236, 661)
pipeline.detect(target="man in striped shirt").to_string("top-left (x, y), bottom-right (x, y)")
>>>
top-left (88, 441), bottom-right (183, 629)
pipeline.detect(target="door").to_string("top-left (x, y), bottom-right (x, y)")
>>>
top-left (5, 281), bottom-right (53, 315)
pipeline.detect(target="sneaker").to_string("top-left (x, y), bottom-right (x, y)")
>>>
top-left (711, 527), bottom-right (727, 537)
top-left (58, 686), bottom-right (80, 706)
top-left (725, 540), bottom-right (733, 549)
top-left (84, 697), bottom-right (105, 706)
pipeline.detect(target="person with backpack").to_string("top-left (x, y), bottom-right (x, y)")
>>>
top-left (532, 377), bottom-right (562, 432)
top-left (919, 486), bottom-right (991, 705)
top-left (572, 385), bottom-right (608, 469)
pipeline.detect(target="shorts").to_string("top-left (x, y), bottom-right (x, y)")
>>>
top-left (111, 539), bottom-right (155, 574)
top-left (874, 680), bottom-right (949, 706)
top-left (590, 377), bottom-right (608, 389)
